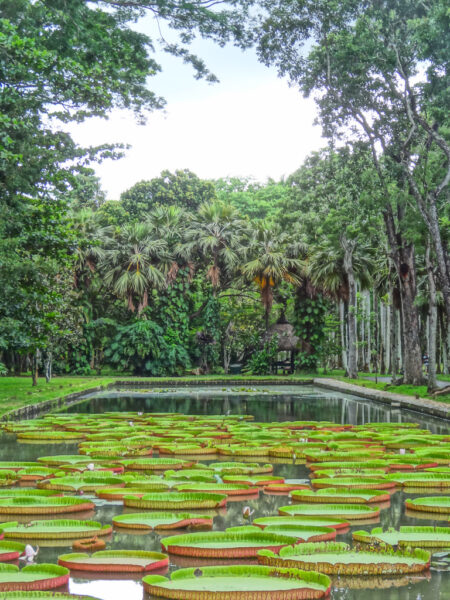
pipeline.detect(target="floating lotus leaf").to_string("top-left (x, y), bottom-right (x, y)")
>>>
top-left (124, 492), bottom-right (227, 510)
top-left (163, 469), bottom-right (215, 482)
top-left (269, 444), bottom-right (327, 459)
top-left (143, 565), bottom-right (331, 598)
top-left (216, 445), bottom-right (270, 457)
top-left (58, 549), bottom-right (168, 572)
top-left (0, 490), bottom-right (60, 498)
top-left (253, 516), bottom-right (350, 531)
top-left (425, 466), bottom-right (450, 473)
top-left (0, 593), bottom-right (99, 599)
top-left (0, 563), bottom-right (69, 591)
top-left (291, 488), bottom-right (390, 504)
top-left (0, 462), bottom-right (42, 471)
top-left (119, 458), bottom-right (193, 471)
top-left (279, 503), bottom-right (379, 520)
top-left (264, 481), bottom-right (310, 493)
top-left (384, 473), bottom-right (450, 487)
top-left (0, 496), bottom-right (95, 514)
top-left (17, 467), bottom-right (62, 481)
top-left (37, 455), bottom-right (111, 466)
top-left (174, 483), bottom-right (259, 497)
top-left (159, 445), bottom-right (216, 455)
top-left (312, 477), bottom-right (395, 490)
top-left (312, 469), bottom-right (388, 478)
top-left (96, 487), bottom-right (150, 500)
top-left (304, 451), bottom-right (382, 463)
top-left (17, 431), bottom-right (85, 441)
top-left (353, 526), bottom-right (450, 547)
top-left (308, 461), bottom-right (386, 472)
top-left (207, 462), bottom-right (273, 474)
top-left (386, 457), bottom-right (438, 471)
top-left (0, 541), bottom-right (25, 561)
top-left (0, 519), bottom-right (112, 539)
top-left (37, 474), bottom-right (125, 492)
top-left (112, 512), bottom-right (213, 530)
top-left (405, 496), bottom-right (450, 514)
top-left (258, 541), bottom-right (431, 575)
top-left (262, 524), bottom-right (336, 543)
top-left (0, 471), bottom-right (18, 485)
top-left (223, 475), bottom-right (284, 486)
top-left (161, 526), bottom-right (301, 558)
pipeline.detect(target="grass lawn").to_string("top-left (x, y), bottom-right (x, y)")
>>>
top-left (0, 376), bottom-right (116, 418)
top-left (329, 376), bottom-right (450, 404)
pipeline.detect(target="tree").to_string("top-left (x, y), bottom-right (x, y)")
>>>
top-left (214, 177), bottom-right (287, 221)
top-left (252, 0), bottom-right (448, 384)
top-left (242, 224), bottom-right (303, 330)
top-left (121, 170), bottom-right (217, 219)
top-left (102, 222), bottom-right (167, 313)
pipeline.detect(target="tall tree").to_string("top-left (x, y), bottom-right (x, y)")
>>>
top-left (252, 0), bottom-right (448, 384)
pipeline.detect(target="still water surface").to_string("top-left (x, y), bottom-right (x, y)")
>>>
top-left (0, 385), bottom-right (448, 600)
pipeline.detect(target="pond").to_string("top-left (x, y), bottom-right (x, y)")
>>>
top-left (0, 385), bottom-right (449, 600)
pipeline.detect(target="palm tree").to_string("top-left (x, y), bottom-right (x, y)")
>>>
top-left (242, 225), bottom-right (303, 329)
top-left (307, 238), bottom-right (375, 378)
top-left (71, 208), bottom-right (113, 288)
top-left (183, 201), bottom-right (248, 291)
top-left (102, 222), bottom-right (167, 313)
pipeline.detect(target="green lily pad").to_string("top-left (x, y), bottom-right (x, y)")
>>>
top-left (112, 512), bottom-right (213, 530)
top-left (58, 549), bottom-right (168, 572)
top-left (143, 565), bottom-right (331, 598)
top-left (0, 563), bottom-right (69, 591)
top-left (253, 515), bottom-right (350, 531)
top-left (124, 492), bottom-right (227, 510)
top-left (353, 526), bottom-right (450, 547)
top-left (258, 541), bottom-right (431, 575)
top-left (405, 496), bottom-right (450, 514)
top-left (0, 496), bottom-right (95, 515)
top-left (279, 503), bottom-right (379, 520)
top-left (291, 488), bottom-right (390, 504)
top-left (0, 519), bottom-right (112, 540)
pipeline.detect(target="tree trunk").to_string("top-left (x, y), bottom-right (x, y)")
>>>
top-left (31, 350), bottom-right (40, 386)
top-left (342, 240), bottom-right (358, 379)
top-left (339, 301), bottom-right (348, 371)
top-left (390, 291), bottom-right (397, 380)
top-left (44, 352), bottom-right (53, 383)
top-left (366, 292), bottom-right (372, 371)
top-left (440, 308), bottom-right (449, 375)
top-left (425, 241), bottom-right (438, 392)
top-left (383, 206), bottom-right (423, 385)
top-left (373, 292), bottom-right (379, 379)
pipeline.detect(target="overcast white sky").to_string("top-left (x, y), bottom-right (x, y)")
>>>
top-left (70, 14), bottom-right (324, 199)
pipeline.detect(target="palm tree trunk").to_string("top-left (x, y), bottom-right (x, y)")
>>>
top-left (339, 300), bottom-right (348, 371)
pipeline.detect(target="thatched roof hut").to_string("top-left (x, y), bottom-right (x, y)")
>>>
top-left (263, 320), bottom-right (300, 352)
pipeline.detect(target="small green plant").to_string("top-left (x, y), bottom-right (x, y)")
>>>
top-left (244, 336), bottom-right (278, 375)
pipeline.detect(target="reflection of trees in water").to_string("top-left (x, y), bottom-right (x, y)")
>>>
top-left (64, 390), bottom-right (448, 432)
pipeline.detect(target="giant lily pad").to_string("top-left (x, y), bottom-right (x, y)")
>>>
top-left (405, 497), bottom-right (450, 514)
top-left (258, 541), bottom-right (431, 575)
top-left (0, 563), bottom-right (69, 591)
top-left (174, 483), bottom-right (259, 497)
top-left (262, 524), bottom-right (336, 543)
top-left (353, 526), bottom-right (450, 547)
top-left (384, 473), bottom-right (450, 487)
top-left (0, 541), bottom-right (25, 561)
top-left (0, 496), bottom-right (95, 515)
top-left (279, 503), bottom-right (379, 520)
top-left (222, 475), bottom-right (284, 486)
top-left (291, 488), bottom-right (390, 504)
top-left (0, 519), bottom-right (112, 540)
top-left (161, 526), bottom-right (301, 558)
top-left (208, 462), bottom-right (273, 474)
top-left (311, 477), bottom-right (395, 490)
top-left (143, 565), bottom-right (331, 598)
top-left (58, 549), bottom-right (168, 572)
top-left (119, 458), bottom-right (193, 471)
top-left (113, 512), bottom-right (213, 530)
top-left (37, 474), bottom-right (124, 492)
top-left (253, 516), bottom-right (350, 531)
top-left (0, 593), bottom-right (99, 599)
top-left (124, 492), bottom-right (227, 510)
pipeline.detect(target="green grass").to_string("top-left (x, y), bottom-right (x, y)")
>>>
top-left (331, 377), bottom-right (450, 404)
top-left (0, 376), bottom-right (116, 418)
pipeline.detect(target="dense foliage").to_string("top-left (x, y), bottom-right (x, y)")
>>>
top-left (0, 0), bottom-right (448, 391)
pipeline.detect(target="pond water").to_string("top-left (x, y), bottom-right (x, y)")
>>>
top-left (0, 385), bottom-right (449, 600)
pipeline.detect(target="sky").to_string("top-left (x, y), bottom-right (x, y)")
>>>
top-left (70, 14), bottom-right (324, 200)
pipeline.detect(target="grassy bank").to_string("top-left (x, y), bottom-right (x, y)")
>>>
top-left (331, 376), bottom-right (450, 404)
top-left (0, 376), bottom-right (116, 418)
